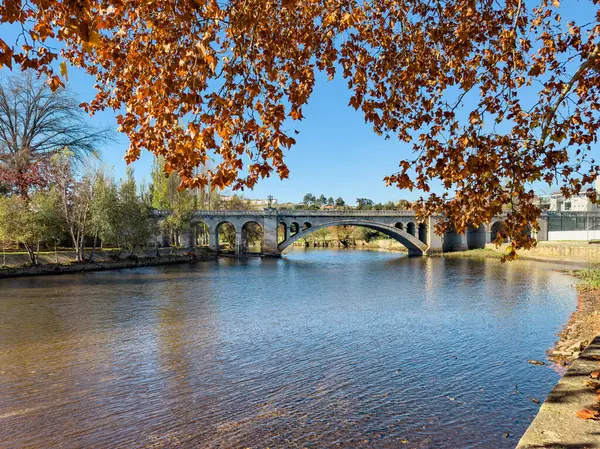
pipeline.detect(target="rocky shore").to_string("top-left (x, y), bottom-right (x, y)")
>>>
top-left (548, 286), bottom-right (600, 367)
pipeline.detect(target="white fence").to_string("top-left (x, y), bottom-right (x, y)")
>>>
top-left (548, 230), bottom-right (600, 241)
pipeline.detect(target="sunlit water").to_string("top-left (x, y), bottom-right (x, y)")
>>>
top-left (0, 249), bottom-right (577, 448)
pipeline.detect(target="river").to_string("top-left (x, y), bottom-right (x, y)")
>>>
top-left (0, 249), bottom-right (577, 448)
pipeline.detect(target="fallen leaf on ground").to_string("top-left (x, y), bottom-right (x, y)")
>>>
top-left (591, 371), bottom-right (600, 379)
top-left (576, 408), bottom-right (600, 420)
top-left (585, 380), bottom-right (600, 392)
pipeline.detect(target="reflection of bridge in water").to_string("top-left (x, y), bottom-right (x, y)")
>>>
top-left (155, 210), bottom-right (552, 257)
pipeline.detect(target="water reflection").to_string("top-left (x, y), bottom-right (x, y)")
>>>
top-left (0, 250), bottom-right (576, 448)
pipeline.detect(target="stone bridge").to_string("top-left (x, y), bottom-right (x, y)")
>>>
top-left (154, 210), bottom-right (550, 257)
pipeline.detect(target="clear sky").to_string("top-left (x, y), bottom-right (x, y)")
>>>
top-left (1, 3), bottom-right (597, 205)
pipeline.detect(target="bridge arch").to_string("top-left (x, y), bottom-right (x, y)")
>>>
top-left (467, 224), bottom-right (487, 249)
top-left (277, 220), bottom-right (428, 255)
top-left (490, 221), bottom-right (508, 243)
top-left (407, 222), bottom-right (416, 236)
top-left (242, 221), bottom-right (263, 254)
top-left (290, 222), bottom-right (300, 236)
top-left (395, 222), bottom-right (404, 231)
top-left (418, 223), bottom-right (427, 244)
top-left (216, 221), bottom-right (236, 253)
top-left (277, 222), bottom-right (287, 244)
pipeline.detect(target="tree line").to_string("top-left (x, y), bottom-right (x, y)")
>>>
top-left (0, 75), bottom-right (261, 265)
top-left (299, 194), bottom-right (412, 211)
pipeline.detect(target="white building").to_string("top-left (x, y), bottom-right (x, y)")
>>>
top-left (219, 195), bottom-right (277, 206)
top-left (545, 176), bottom-right (600, 212)
top-left (548, 194), bottom-right (599, 212)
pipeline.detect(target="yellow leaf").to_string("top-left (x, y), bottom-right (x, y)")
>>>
top-left (323, 13), bottom-right (336, 27)
top-left (88, 31), bottom-right (101, 47)
top-left (59, 61), bottom-right (68, 81)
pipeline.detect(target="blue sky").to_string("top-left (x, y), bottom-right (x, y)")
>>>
top-left (1, 3), bottom-right (596, 205)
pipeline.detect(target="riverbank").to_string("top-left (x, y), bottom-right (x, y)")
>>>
top-left (433, 248), bottom-right (503, 259)
top-left (292, 239), bottom-right (408, 252)
top-left (488, 241), bottom-right (600, 265)
top-left (0, 247), bottom-right (216, 279)
top-left (442, 243), bottom-right (599, 266)
top-left (517, 333), bottom-right (600, 449)
top-left (517, 270), bottom-right (600, 448)
top-left (549, 270), bottom-right (600, 367)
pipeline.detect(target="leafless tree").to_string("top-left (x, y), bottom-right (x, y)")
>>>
top-left (0, 72), bottom-right (111, 196)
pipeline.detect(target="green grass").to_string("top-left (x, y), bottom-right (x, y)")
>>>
top-left (1, 247), bottom-right (123, 256)
top-left (573, 268), bottom-right (600, 289)
top-left (434, 248), bottom-right (503, 259)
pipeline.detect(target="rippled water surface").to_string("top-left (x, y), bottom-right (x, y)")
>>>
top-left (0, 250), bottom-right (577, 448)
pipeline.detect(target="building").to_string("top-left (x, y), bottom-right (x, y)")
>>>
top-left (219, 195), bottom-right (278, 207)
top-left (548, 193), bottom-right (598, 212)
top-left (542, 176), bottom-right (600, 212)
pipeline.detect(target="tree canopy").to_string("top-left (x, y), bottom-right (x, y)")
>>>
top-left (0, 74), bottom-right (110, 196)
top-left (2, 0), bottom-right (599, 256)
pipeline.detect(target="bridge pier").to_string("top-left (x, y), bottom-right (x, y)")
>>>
top-left (180, 227), bottom-right (195, 249)
top-left (483, 227), bottom-right (493, 245)
top-left (234, 230), bottom-right (243, 256)
top-left (425, 217), bottom-right (444, 254)
top-left (454, 233), bottom-right (468, 251)
top-left (208, 228), bottom-right (218, 252)
top-left (262, 215), bottom-right (280, 256)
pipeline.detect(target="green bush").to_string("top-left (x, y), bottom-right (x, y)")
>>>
top-left (575, 268), bottom-right (600, 289)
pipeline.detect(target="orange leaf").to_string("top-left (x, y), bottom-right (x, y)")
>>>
top-left (576, 408), bottom-right (600, 420)
top-left (46, 76), bottom-right (64, 92)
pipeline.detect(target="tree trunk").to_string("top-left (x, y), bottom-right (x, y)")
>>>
top-left (79, 238), bottom-right (85, 262)
top-left (24, 244), bottom-right (37, 265)
top-left (71, 232), bottom-right (82, 262)
top-left (55, 243), bottom-right (58, 265)
top-left (90, 232), bottom-right (98, 261)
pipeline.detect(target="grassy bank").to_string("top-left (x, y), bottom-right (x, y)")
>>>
top-left (572, 268), bottom-right (600, 289)
top-left (432, 248), bottom-right (503, 259)
top-left (0, 248), bottom-right (216, 279)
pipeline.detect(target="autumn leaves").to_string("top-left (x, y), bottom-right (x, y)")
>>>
top-left (1, 0), bottom-right (599, 258)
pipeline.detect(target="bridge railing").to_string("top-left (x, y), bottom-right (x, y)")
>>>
top-left (154, 209), bottom-right (416, 217)
top-left (276, 210), bottom-right (418, 216)
top-left (154, 209), bottom-right (420, 217)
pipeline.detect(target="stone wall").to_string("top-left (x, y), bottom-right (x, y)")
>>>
top-left (487, 242), bottom-right (600, 264)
